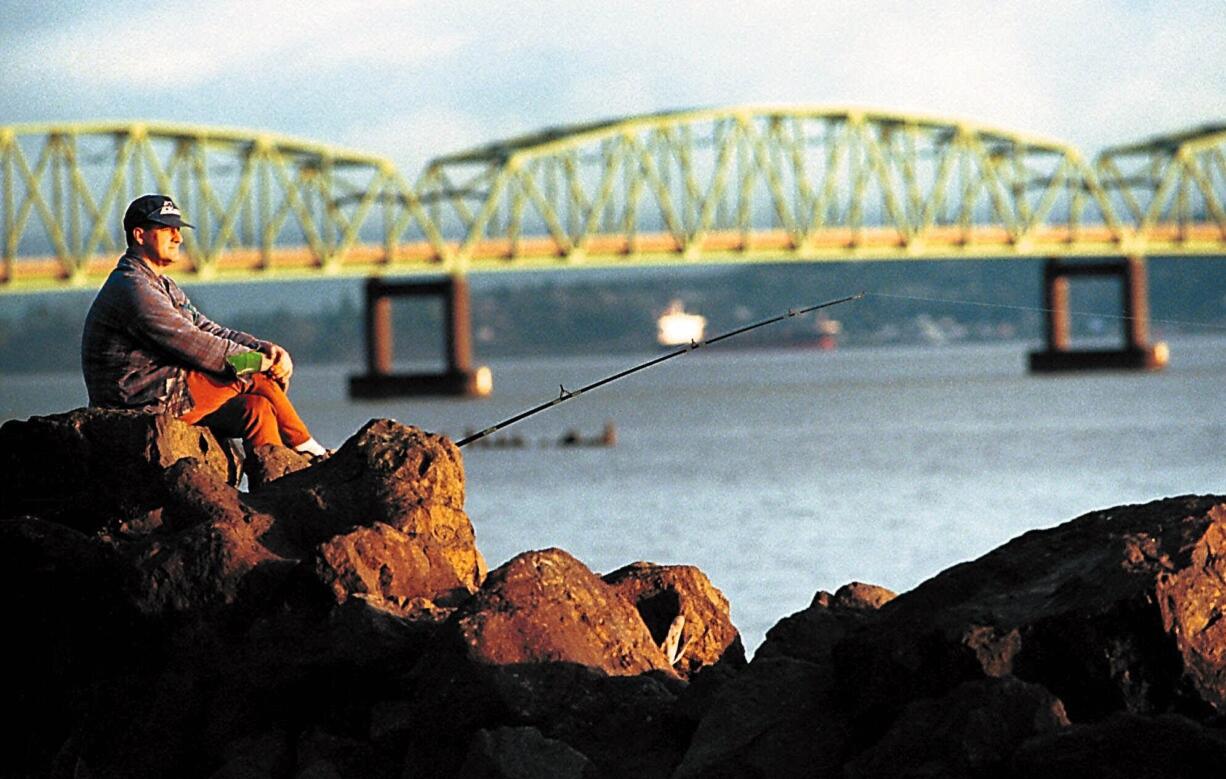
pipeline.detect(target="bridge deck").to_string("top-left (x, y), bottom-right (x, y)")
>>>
top-left (7, 223), bottom-right (1222, 290)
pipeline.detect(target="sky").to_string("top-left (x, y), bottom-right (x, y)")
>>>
top-left (2, 1), bottom-right (1224, 181)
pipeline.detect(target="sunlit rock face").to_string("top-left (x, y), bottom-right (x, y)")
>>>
top-left (602, 561), bottom-right (747, 679)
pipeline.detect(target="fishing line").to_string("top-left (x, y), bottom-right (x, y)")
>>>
top-left (456, 292), bottom-right (865, 447)
top-left (867, 292), bottom-right (1226, 332)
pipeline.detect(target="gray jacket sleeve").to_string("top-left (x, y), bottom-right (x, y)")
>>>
top-left (124, 275), bottom-right (253, 375)
top-left (187, 301), bottom-right (268, 352)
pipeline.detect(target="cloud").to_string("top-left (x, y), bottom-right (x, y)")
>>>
top-left (342, 108), bottom-right (495, 178)
top-left (2, 0), bottom-right (1222, 159)
top-left (5, 0), bottom-right (467, 89)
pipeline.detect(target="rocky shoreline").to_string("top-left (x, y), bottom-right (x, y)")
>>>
top-left (2, 409), bottom-right (1225, 777)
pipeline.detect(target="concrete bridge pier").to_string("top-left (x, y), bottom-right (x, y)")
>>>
top-left (348, 276), bottom-right (492, 398)
top-left (1028, 257), bottom-right (1168, 372)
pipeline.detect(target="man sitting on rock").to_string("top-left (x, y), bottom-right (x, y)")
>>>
top-left (82, 194), bottom-right (329, 459)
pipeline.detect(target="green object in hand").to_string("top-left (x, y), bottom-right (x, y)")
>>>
top-left (225, 350), bottom-right (263, 376)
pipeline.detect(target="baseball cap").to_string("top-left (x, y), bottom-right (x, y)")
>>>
top-left (123, 194), bottom-right (195, 231)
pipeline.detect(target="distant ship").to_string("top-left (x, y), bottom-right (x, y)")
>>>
top-left (656, 300), bottom-right (707, 346)
top-left (814, 314), bottom-right (841, 351)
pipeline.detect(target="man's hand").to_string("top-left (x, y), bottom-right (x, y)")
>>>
top-left (264, 343), bottom-right (294, 384)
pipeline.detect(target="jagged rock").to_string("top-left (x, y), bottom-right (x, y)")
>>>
top-left (755, 581), bottom-right (896, 664)
top-left (839, 496), bottom-right (1226, 726)
top-left (125, 459), bottom-right (282, 614)
top-left (1010, 712), bottom-right (1226, 778)
top-left (456, 726), bottom-right (597, 779)
top-left (435, 548), bottom-right (673, 674)
top-left (244, 443), bottom-right (311, 490)
top-left (395, 549), bottom-right (683, 776)
top-left (107, 421), bottom-right (484, 617)
top-left (311, 521), bottom-right (478, 612)
top-left (844, 677), bottom-right (1070, 778)
top-left (673, 656), bottom-right (845, 779)
top-left (246, 419), bottom-right (485, 587)
top-left (602, 561), bottom-right (747, 679)
top-left (670, 580), bottom-right (896, 776)
top-left (0, 407), bottom-right (234, 529)
top-left (398, 664), bottom-right (683, 779)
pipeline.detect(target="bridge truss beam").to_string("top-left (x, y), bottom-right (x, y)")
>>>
top-left (2, 110), bottom-right (1225, 293)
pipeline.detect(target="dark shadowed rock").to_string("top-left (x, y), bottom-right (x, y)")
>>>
top-left (670, 580), bottom-right (895, 774)
top-left (125, 459), bottom-right (282, 614)
top-left (602, 561), bottom-right (746, 678)
top-left (293, 727), bottom-right (380, 778)
top-left (398, 664), bottom-right (683, 779)
top-left (207, 730), bottom-right (293, 778)
top-left (1, 516), bottom-right (145, 774)
top-left (0, 407), bottom-right (234, 529)
top-left (456, 726), bottom-right (597, 779)
top-left (845, 677), bottom-right (1070, 779)
top-left (841, 496), bottom-right (1226, 727)
top-left (1011, 712), bottom-right (1226, 778)
top-left (673, 656), bottom-right (845, 779)
top-left (756, 581), bottom-right (896, 665)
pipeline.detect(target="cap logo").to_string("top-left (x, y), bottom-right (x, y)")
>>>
top-left (158, 201), bottom-right (181, 217)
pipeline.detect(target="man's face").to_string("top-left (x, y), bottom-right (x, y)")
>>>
top-left (134, 224), bottom-right (182, 267)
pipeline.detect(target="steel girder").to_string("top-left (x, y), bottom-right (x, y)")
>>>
top-left (0, 121), bottom-right (439, 291)
top-left (1095, 123), bottom-right (1226, 254)
top-left (418, 106), bottom-right (1138, 271)
top-left (3, 110), bottom-right (1224, 292)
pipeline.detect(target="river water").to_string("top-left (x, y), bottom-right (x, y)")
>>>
top-left (3, 337), bottom-right (1223, 652)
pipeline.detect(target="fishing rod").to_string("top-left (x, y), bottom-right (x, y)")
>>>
top-left (456, 292), bottom-right (864, 447)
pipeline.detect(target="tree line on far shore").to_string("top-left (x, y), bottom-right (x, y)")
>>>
top-left (3, 258), bottom-right (1222, 374)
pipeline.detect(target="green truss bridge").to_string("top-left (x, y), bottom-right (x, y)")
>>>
top-left (3, 107), bottom-right (1224, 383)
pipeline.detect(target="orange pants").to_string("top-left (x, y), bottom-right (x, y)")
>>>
top-left (180, 371), bottom-right (311, 449)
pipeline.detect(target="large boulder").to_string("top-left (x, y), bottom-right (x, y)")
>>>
top-left (50, 417), bottom-right (487, 619)
top-left (243, 442), bottom-right (312, 490)
top-left (457, 726), bottom-right (597, 779)
top-left (1009, 712), bottom-right (1226, 778)
top-left (395, 663), bottom-right (683, 779)
top-left (602, 561), bottom-right (746, 679)
top-left (840, 496), bottom-right (1226, 727)
top-left (755, 581), bottom-right (896, 664)
top-left (674, 581), bottom-right (895, 778)
top-left (393, 548), bottom-right (685, 777)
top-left (432, 548), bottom-right (673, 675)
top-left (124, 458), bottom-right (282, 614)
top-left (310, 521), bottom-right (479, 613)
top-left (246, 419), bottom-right (485, 591)
top-left (673, 656), bottom-right (844, 779)
top-left (0, 407), bottom-right (235, 529)
top-left (844, 677), bottom-right (1070, 778)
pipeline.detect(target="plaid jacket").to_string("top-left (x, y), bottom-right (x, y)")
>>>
top-left (81, 251), bottom-right (267, 416)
